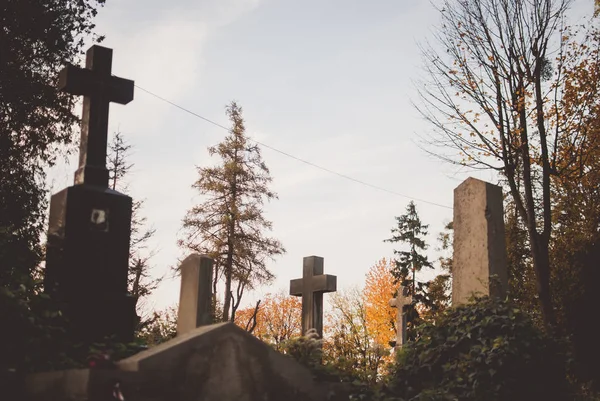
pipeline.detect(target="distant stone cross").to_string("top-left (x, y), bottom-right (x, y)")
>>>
top-left (389, 285), bottom-right (413, 347)
top-left (290, 256), bottom-right (337, 337)
top-left (59, 45), bottom-right (134, 187)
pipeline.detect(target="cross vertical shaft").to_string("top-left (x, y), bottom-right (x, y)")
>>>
top-left (78, 48), bottom-right (110, 183)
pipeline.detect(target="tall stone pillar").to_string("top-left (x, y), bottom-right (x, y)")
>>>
top-left (452, 177), bottom-right (508, 305)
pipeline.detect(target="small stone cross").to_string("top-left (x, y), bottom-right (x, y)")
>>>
top-left (59, 45), bottom-right (134, 187)
top-left (290, 256), bottom-right (337, 337)
top-left (389, 285), bottom-right (412, 347)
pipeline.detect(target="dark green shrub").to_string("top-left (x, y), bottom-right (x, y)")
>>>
top-left (385, 296), bottom-right (568, 401)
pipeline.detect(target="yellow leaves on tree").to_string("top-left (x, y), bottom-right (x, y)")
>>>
top-left (234, 291), bottom-right (301, 351)
top-left (323, 287), bottom-right (390, 384)
top-left (363, 258), bottom-right (399, 348)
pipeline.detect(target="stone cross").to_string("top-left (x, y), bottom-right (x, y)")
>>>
top-left (389, 285), bottom-right (412, 347)
top-left (290, 256), bottom-right (337, 337)
top-left (452, 177), bottom-right (508, 305)
top-left (177, 254), bottom-right (214, 336)
top-left (59, 45), bottom-right (134, 187)
top-left (44, 45), bottom-right (137, 344)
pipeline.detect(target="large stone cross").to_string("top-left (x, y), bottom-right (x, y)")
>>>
top-left (290, 256), bottom-right (337, 337)
top-left (59, 45), bottom-right (134, 187)
top-left (389, 285), bottom-right (412, 347)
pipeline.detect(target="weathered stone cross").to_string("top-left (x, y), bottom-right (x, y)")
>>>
top-left (290, 256), bottom-right (337, 337)
top-left (389, 285), bottom-right (412, 347)
top-left (59, 45), bottom-right (134, 187)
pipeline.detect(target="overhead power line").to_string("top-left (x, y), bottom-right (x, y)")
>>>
top-left (134, 84), bottom-right (453, 210)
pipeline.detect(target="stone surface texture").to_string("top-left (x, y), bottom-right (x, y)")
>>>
top-left (177, 254), bottom-right (214, 336)
top-left (24, 323), bottom-right (328, 401)
top-left (452, 177), bottom-right (508, 305)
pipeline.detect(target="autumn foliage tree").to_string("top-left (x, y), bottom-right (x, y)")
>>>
top-left (180, 102), bottom-right (285, 322)
top-left (363, 258), bottom-right (398, 348)
top-left (546, 25), bottom-right (600, 389)
top-left (323, 288), bottom-right (389, 384)
top-left (416, 0), bottom-right (581, 328)
top-left (234, 291), bottom-right (301, 351)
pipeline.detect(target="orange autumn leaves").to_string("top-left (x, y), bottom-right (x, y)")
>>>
top-left (234, 258), bottom-right (399, 350)
top-left (234, 291), bottom-right (302, 351)
top-left (364, 258), bottom-right (399, 347)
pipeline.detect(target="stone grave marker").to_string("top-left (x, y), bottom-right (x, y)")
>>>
top-left (452, 177), bottom-right (508, 305)
top-left (389, 285), bottom-right (412, 347)
top-left (290, 256), bottom-right (337, 337)
top-left (25, 323), bottom-right (331, 401)
top-left (177, 254), bottom-right (214, 336)
top-left (44, 45), bottom-right (137, 343)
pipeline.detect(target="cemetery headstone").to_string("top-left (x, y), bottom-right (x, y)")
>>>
top-left (452, 177), bottom-right (508, 305)
top-left (177, 254), bottom-right (214, 336)
top-left (290, 256), bottom-right (337, 337)
top-left (25, 323), bottom-right (329, 401)
top-left (44, 45), bottom-right (137, 343)
top-left (389, 285), bottom-right (412, 347)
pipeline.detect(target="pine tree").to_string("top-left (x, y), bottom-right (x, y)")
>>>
top-left (385, 201), bottom-right (433, 296)
top-left (180, 101), bottom-right (285, 322)
top-left (384, 202), bottom-right (434, 336)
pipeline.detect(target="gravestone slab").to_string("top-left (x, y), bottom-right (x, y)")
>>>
top-left (119, 322), bottom-right (324, 401)
top-left (290, 256), bottom-right (337, 337)
top-left (452, 177), bottom-right (508, 305)
top-left (24, 323), bottom-right (340, 401)
top-left (177, 254), bottom-right (214, 336)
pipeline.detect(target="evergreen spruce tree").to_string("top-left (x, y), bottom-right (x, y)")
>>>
top-left (180, 101), bottom-right (285, 322)
top-left (385, 201), bottom-right (434, 334)
top-left (385, 201), bottom-right (433, 296)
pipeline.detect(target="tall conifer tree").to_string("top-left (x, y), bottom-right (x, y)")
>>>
top-left (180, 101), bottom-right (284, 322)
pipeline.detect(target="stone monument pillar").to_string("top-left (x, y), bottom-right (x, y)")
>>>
top-left (177, 254), bottom-right (214, 336)
top-left (452, 177), bottom-right (508, 305)
top-left (290, 256), bottom-right (337, 337)
top-left (44, 45), bottom-right (137, 343)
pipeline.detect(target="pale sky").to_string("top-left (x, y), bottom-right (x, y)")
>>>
top-left (47, 0), bottom-right (592, 313)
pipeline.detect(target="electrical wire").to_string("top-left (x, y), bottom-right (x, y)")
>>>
top-left (134, 84), bottom-right (453, 210)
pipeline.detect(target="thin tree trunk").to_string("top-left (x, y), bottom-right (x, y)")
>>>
top-left (222, 257), bottom-right (233, 321)
top-left (530, 232), bottom-right (555, 328)
top-left (222, 147), bottom-right (239, 322)
top-left (245, 300), bottom-right (261, 334)
top-left (516, 81), bottom-right (555, 329)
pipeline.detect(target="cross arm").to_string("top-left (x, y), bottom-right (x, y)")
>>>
top-left (312, 274), bottom-right (337, 293)
top-left (58, 64), bottom-right (134, 105)
top-left (290, 279), bottom-right (303, 296)
top-left (390, 296), bottom-right (413, 309)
